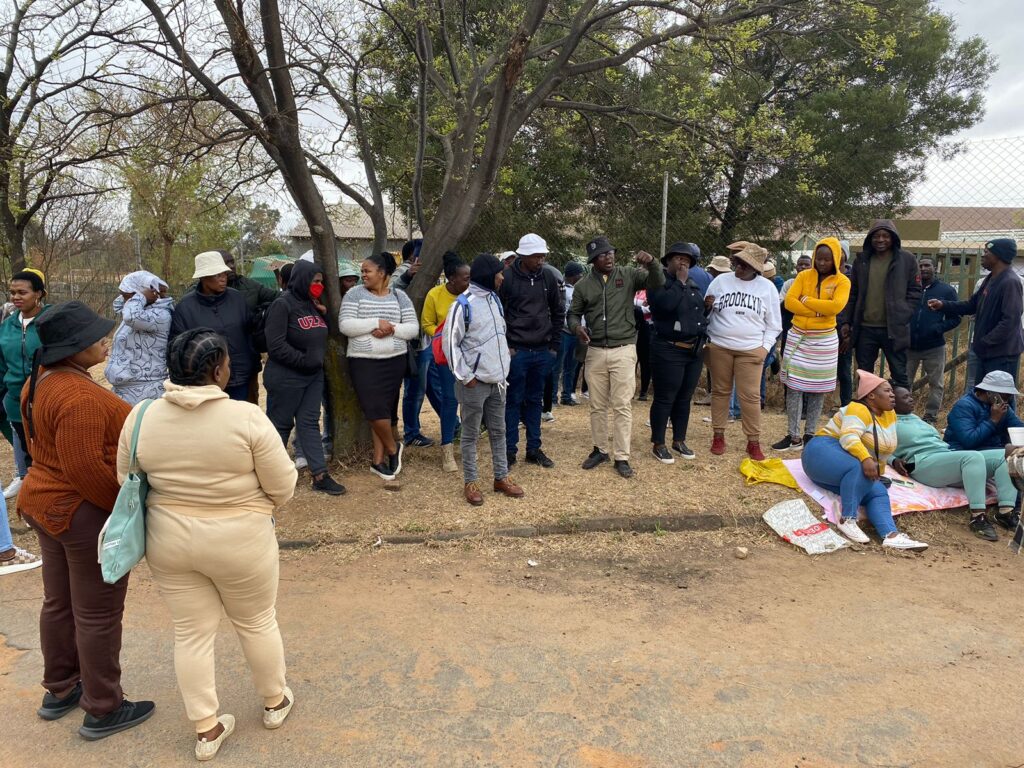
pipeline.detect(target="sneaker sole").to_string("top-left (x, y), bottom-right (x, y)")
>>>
top-left (38, 698), bottom-right (82, 721)
top-left (883, 543), bottom-right (928, 552)
top-left (369, 468), bottom-right (396, 481)
top-left (196, 715), bottom-right (235, 761)
top-left (0, 560), bottom-right (42, 575)
top-left (78, 706), bottom-right (156, 740)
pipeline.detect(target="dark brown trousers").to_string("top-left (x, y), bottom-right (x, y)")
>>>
top-left (26, 501), bottom-right (129, 717)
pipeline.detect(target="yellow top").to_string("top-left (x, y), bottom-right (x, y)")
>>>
top-left (421, 283), bottom-right (460, 337)
top-left (784, 237), bottom-right (851, 331)
top-left (818, 402), bottom-right (897, 467)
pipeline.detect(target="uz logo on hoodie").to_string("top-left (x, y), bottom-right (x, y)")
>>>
top-left (298, 315), bottom-right (327, 330)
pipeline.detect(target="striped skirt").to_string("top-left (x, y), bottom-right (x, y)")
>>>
top-left (780, 326), bottom-right (838, 393)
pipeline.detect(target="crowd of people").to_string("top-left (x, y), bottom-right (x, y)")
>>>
top-left (0, 221), bottom-right (1023, 758)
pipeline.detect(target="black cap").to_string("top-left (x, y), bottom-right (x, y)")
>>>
top-left (585, 236), bottom-right (614, 264)
top-left (564, 261), bottom-right (585, 278)
top-left (663, 241), bottom-right (700, 267)
top-left (36, 301), bottom-right (114, 367)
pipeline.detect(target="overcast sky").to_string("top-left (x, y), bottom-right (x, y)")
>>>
top-left (912, 0), bottom-right (1024, 206)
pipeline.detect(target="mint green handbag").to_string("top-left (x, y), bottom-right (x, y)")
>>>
top-left (98, 399), bottom-right (154, 584)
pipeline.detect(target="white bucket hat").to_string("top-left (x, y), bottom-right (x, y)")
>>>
top-left (516, 233), bottom-right (548, 256)
top-left (976, 370), bottom-right (1023, 396)
top-left (192, 251), bottom-right (231, 279)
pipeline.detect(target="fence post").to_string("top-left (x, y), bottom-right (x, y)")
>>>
top-left (660, 169), bottom-right (668, 257)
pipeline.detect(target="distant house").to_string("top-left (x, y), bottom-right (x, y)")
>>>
top-left (287, 203), bottom-right (421, 262)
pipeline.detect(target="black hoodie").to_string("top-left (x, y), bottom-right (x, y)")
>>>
top-left (498, 258), bottom-right (564, 350)
top-left (840, 219), bottom-right (922, 351)
top-left (264, 260), bottom-right (328, 373)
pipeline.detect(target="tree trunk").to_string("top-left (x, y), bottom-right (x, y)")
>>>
top-left (161, 235), bottom-right (173, 279)
top-left (718, 150), bottom-right (750, 248)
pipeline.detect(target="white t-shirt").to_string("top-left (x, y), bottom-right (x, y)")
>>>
top-left (705, 273), bottom-right (783, 352)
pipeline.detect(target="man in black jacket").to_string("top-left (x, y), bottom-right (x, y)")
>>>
top-left (839, 219), bottom-right (921, 389)
top-left (499, 233), bottom-right (564, 468)
top-left (928, 238), bottom-right (1024, 385)
top-left (170, 251), bottom-right (256, 401)
top-left (219, 250), bottom-right (279, 404)
top-left (907, 257), bottom-right (960, 423)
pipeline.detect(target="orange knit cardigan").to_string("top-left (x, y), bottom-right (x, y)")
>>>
top-left (18, 369), bottom-right (130, 535)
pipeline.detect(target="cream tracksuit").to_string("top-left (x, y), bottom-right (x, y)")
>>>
top-left (117, 383), bottom-right (297, 732)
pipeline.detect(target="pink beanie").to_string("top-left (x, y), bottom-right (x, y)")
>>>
top-left (855, 370), bottom-right (887, 401)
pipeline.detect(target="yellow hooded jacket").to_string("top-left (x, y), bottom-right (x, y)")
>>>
top-left (784, 237), bottom-right (851, 331)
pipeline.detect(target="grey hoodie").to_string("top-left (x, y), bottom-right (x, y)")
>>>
top-left (105, 294), bottom-right (174, 388)
top-left (443, 283), bottom-right (510, 386)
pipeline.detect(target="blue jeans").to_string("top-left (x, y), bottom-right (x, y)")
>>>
top-left (402, 347), bottom-right (443, 441)
top-left (436, 363), bottom-right (460, 445)
top-left (801, 436), bottom-right (897, 537)
top-left (729, 386), bottom-right (741, 419)
top-left (544, 336), bottom-right (569, 411)
top-left (971, 354), bottom-right (1020, 388)
top-left (11, 427), bottom-right (27, 479)
top-left (0, 495), bottom-right (12, 552)
top-left (224, 383), bottom-right (249, 401)
top-left (505, 347), bottom-right (554, 455)
top-left (559, 333), bottom-right (579, 403)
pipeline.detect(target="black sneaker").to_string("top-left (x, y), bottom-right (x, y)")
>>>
top-left (312, 474), bottom-right (346, 496)
top-left (771, 435), bottom-right (802, 451)
top-left (370, 462), bottom-right (396, 481)
top-left (79, 699), bottom-right (155, 741)
top-left (638, 393), bottom-right (648, 401)
top-left (404, 434), bottom-right (434, 447)
top-left (614, 460), bottom-right (634, 478)
top-left (525, 449), bottom-right (554, 468)
top-left (560, 399), bottom-right (577, 406)
top-left (994, 509), bottom-right (1020, 531)
top-left (389, 442), bottom-right (404, 476)
top-left (38, 681), bottom-right (82, 721)
top-left (581, 447), bottom-right (609, 470)
top-left (672, 442), bottom-right (696, 459)
top-left (652, 445), bottom-right (675, 464)
top-left (803, 433), bottom-right (814, 445)
top-left (969, 514), bottom-right (999, 542)
top-left (506, 451), bottom-right (517, 467)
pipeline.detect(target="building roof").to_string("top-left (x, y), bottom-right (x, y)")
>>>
top-left (902, 206), bottom-right (1024, 233)
top-left (288, 203), bottom-right (420, 242)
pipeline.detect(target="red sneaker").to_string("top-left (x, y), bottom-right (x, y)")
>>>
top-left (711, 434), bottom-right (726, 455)
top-left (746, 441), bottom-right (765, 461)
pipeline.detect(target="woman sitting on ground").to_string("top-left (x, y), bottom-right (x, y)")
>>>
top-left (892, 386), bottom-right (1019, 541)
top-left (105, 270), bottom-right (174, 405)
top-left (118, 328), bottom-right (298, 761)
top-left (339, 251), bottom-right (420, 481)
top-left (20, 301), bottom-right (155, 739)
top-left (800, 370), bottom-right (928, 550)
top-left (773, 237), bottom-right (850, 451)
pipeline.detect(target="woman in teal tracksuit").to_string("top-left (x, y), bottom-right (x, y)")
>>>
top-left (0, 270), bottom-right (50, 492)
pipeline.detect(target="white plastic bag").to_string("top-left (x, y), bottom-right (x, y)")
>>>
top-left (763, 499), bottom-right (849, 555)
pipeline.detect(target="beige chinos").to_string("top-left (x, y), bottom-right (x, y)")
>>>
top-left (584, 344), bottom-right (637, 460)
top-left (146, 509), bottom-right (287, 732)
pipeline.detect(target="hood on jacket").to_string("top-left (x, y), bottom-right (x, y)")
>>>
top-left (863, 219), bottom-right (902, 256)
top-left (161, 381), bottom-right (230, 410)
top-left (814, 237), bottom-right (843, 274)
top-left (287, 259), bottom-right (321, 301)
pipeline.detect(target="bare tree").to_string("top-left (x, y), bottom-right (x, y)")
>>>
top-left (0, 0), bottom-right (145, 273)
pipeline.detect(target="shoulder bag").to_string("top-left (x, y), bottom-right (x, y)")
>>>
top-left (97, 398), bottom-right (155, 584)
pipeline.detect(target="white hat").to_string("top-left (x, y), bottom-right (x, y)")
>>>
top-left (976, 370), bottom-right (1022, 396)
top-left (299, 250), bottom-right (315, 262)
top-left (516, 233), bottom-right (548, 255)
top-left (192, 251), bottom-right (231, 279)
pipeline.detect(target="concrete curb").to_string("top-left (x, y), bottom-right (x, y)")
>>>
top-left (277, 513), bottom-right (762, 550)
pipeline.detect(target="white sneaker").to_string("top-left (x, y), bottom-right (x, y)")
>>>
top-left (0, 547), bottom-right (42, 575)
top-left (882, 532), bottom-right (928, 552)
top-left (294, 456), bottom-right (308, 471)
top-left (570, 394), bottom-right (580, 404)
top-left (263, 686), bottom-right (294, 730)
top-left (541, 411), bottom-right (554, 422)
top-left (195, 714), bottom-right (235, 761)
top-left (835, 517), bottom-right (870, 544)
top-left (3, 476), bottom-right (22, 500)
top-left (702, 416), bottom-right (712, 423)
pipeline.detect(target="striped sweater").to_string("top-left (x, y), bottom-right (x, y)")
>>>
top-left (817, 402), bottom-right (897, 467)
top-left (338, 285), bottom-right (419, 359)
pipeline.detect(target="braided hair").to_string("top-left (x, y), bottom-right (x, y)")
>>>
top-left (167, 328), bottom-right (229, 386)
top-left (366, 251), bottom-right (397, 277)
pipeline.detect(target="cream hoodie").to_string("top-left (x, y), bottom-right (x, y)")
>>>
top-left (117, 382), bottom-right (297, 518)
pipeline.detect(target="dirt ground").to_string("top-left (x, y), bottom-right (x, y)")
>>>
top-left (2, 522), bottom-right (1023, 768)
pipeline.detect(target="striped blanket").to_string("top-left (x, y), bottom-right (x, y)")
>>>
top-left (780, 326), bottom-right (838, 393)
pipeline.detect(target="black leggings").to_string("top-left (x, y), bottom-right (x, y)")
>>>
top-left (649, 339), bottom-right (704, 445)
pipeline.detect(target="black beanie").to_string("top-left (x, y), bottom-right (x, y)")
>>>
top-left (470, 253), bottom-right (503, 292)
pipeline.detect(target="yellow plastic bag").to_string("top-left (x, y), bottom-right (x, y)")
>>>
top-left (738, 457), bottom-right (798, 489)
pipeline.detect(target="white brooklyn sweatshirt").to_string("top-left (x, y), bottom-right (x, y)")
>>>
top-left (705, 273), bottom-right (783, 352)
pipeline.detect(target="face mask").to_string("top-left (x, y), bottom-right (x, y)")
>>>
top-left (308, 283), bottom-right (324, 300)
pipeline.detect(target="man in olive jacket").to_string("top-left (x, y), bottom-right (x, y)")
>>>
top-left (568, 236), bottom-right (664, 477)
top-left (839, 219), bottom-right (921, 388)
